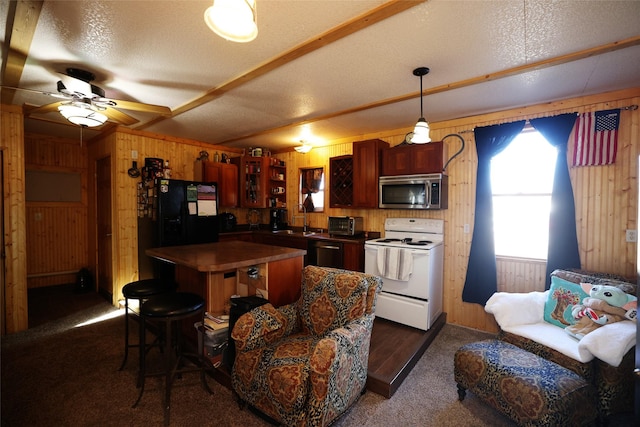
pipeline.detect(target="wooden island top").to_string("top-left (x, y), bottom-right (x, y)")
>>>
top-left (146, 240), bottom-right (307, 272)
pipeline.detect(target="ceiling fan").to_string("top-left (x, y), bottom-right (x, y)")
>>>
top-left (2, 67), bottom-right (171, 127)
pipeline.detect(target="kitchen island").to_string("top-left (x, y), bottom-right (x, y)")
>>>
top-left (146, 241), bottom-right (306, 315)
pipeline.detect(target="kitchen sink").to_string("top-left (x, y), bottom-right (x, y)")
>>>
top-left (271, 230), bottom-right (316, 236)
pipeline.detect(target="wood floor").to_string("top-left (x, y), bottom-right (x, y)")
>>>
top-left (367, 313), bottom-right (446, 398)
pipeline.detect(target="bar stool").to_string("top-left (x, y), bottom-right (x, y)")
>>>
top-left (119, 278), bottom-right (177, 372)
top-left (132, 292), bottom-right (213, 426)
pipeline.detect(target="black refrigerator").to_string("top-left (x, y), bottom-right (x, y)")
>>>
top-left (138, 178), bottom-right (219, 280)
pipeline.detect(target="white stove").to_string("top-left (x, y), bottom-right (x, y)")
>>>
top-left (365, 218), bottom-right (444, 331)
top-left (366, 218), bottom-right (444, 250)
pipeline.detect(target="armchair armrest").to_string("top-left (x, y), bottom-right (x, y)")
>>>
top-left (485, 291), bottom-right (548, 328)
top-left (307, 314), bottom-right (375, 414)
top-left (231, 303), bottom-right (298, 352)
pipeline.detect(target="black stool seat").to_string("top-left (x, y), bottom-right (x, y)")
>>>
top-left (133, 292), bottom-right (213, 426)
top-left (123, 278), bottom-right (177, 299)
top-left (140, 292), bottom-right (205, 318)
top-left (119, 278), bottom-right (177, 372)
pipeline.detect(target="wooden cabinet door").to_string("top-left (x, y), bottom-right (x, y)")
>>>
top-left (382, 141), bottom-right (444, 176)
top-left (329, 155), bottom-right (353, 208)
top-left (352, 139), bottom-right (388, 208)
top-left (343, 241), bottom-right (364, 272)
top-left (199, 161), bottom-right (238, 208)
top-left (239, 156), bottom-right (269, 208)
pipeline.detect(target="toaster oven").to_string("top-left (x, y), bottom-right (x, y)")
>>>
top-left (328, 216), bottom-right (364, 236)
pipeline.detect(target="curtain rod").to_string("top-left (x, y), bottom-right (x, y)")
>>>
top-left (454, 104), bottom-right (638, 134)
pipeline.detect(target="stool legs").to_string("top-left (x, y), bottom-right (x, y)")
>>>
top-left (133, 310), bottom-right (213, 426)
top-left (118, 298), bottom-right (130, 371)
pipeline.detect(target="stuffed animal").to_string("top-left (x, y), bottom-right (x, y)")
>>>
top-left (565, 283), bottom-right (637, 340)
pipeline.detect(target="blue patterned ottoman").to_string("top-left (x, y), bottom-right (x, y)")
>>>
top-left (454, 340), bottom-right (597, 426)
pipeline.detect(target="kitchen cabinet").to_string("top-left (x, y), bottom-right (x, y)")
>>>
top-left (195, 160), bottom-right (239, 208)
top-left (352, 139), bottom-right (389, 208)
top-left (343, 240), bottom-right (364, 272)
top-left (381, 141), bottom-right (445, 176)
top-left (236, 156), bottom-right (270, 208)
top-left (329, 155), bottom-right (353, 208)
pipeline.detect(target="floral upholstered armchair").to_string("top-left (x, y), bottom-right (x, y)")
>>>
top-left (231, 265), bottom-right (383, 427)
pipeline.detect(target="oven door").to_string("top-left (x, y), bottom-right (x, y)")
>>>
top-left (364, 245), bottom-right (432, 299)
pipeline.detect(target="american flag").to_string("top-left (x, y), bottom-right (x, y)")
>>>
top-left (572, 109), bottom-right (621, 166)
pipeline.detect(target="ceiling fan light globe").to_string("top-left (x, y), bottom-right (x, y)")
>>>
top-left (205, 0), bottom-right (258, 43)
top-left (294, 143), bottom-right (312, 153)
top-left (58, 105), bottom-right (107, 127)
top-left (410, 118), bottom-right (431, 144)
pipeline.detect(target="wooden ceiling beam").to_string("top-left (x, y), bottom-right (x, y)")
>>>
top-left (1, 1), bottom-right (44, 104)
top-left (217, 35), bottom-right (640, 144)
top-left (137, 0), bottom-right (427, 129)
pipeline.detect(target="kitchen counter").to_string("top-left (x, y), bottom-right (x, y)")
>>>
top-left (146, 240), bottom-right (306, 314)
top-left (146, 240), bottom-right (306, 272)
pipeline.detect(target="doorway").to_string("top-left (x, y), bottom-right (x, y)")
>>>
top-left (96, 156), bottom-right (113, 302)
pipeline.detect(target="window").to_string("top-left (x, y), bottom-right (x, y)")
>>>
top-left (491, 129), bottom-right (557, 259)
top-left (299, 167), bottom-right (325, 212)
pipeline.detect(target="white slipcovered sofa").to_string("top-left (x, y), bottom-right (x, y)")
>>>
top-left (484, 269), bottom-right (636, 422)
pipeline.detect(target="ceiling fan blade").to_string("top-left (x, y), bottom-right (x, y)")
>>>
top-left (102, 108), bottom-right (139, 126)
top-left (109, 98), bottom-right (171, 115)
top-left (1, 85), bottom-right (70, 99)
top-left (25, 101), bottom-right (65, 115)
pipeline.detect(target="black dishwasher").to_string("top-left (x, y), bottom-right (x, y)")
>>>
top-left (309, 240), bottom-right (344, 268)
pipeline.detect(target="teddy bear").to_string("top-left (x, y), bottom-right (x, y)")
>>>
top-left (565, 283), bottom-right (637, 340)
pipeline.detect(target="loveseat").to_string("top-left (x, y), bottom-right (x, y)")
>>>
top-left (484, 269), bottom-right (636, 422)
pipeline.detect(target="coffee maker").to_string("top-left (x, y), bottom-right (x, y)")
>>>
top-left (269, 208), bottom-right (288, 231)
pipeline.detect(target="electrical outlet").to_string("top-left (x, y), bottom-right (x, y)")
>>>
top-left (131, 150), bottom-right (138, 160)
top-left (625, 229), bottom-right (637, 243)
top-left (463, 224), bottom-right (470, 234)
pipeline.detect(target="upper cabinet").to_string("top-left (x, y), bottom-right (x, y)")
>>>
top-left (381, 141), bottom-right (446, 176)
top-left (352, 139), bottom-right (389, 208)
top-left (195, 160), bottom-right (239, 208)
top-left (237, 156), bottom-right (270, 208)
top-left (233, 156), bottom-right (287, 209)
top-left (329, 155), bottom-right (353, 208)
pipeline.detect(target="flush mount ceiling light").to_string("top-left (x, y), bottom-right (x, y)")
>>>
top-left (58, 102), bottom-right (108, 127)
top-left (294, 141), bottom-right (312, 154)
top-left (204, 0), bottom-right (258, 43)
top-left (410, 67), bottom-right (431, 144)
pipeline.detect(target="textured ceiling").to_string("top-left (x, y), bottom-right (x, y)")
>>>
top-left (2, 0), bottom-right (639, 151)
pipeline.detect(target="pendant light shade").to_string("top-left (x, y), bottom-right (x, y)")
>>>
top-left (410, 67), bottom-right (431, 144)
top-left (58, 103), bottom-right (108, 127)
top-left (204, 0), bottom-right (258, 43)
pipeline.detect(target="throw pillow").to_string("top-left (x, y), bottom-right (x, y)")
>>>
top-left (543, 276), bottom-right (590, 328)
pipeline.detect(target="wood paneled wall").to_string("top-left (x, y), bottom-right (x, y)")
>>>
top-left (24, 133), bottom-right (88, 288)
top-left (88, 128), bottom-right (243, 305)
top-left (5, 87), bottom-right (637, 335)
top-left (1, 104), bottom-right (28, 334)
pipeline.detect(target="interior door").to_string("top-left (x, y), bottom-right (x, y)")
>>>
top-left (96, 156), bottom-right (113, 301)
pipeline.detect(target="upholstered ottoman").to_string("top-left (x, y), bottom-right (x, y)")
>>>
top-left (454, 340), bottom-right (597, 427)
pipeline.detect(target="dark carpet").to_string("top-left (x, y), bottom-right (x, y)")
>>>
top-left (2, 288), bottom-right (522, 426)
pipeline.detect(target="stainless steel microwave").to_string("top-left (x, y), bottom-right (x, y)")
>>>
top-left (379, 174), bottom-right (448, 210)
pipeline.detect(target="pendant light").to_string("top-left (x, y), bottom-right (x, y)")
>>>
top-left (204, 0), bottom-right (258, 43)
top-left (410, 67), bottom-right (431, 144)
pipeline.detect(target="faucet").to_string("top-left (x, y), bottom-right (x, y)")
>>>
top-left (292, 204), bottom-right (307, 232)
top-left (299, 204), bottom-right (307, 233)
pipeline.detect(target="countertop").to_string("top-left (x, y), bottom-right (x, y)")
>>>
top-left (146, 241), bottom-right (307, 272)
top-left (223, 227), bottom-right (379, 244)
